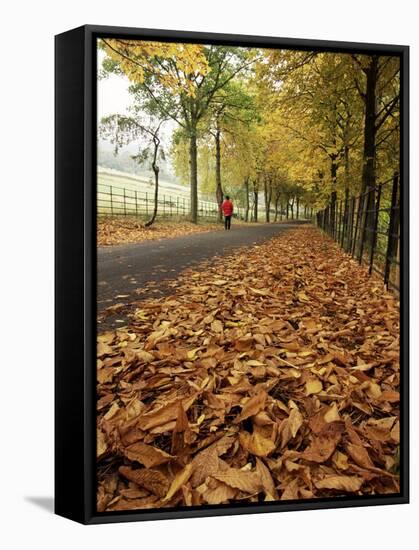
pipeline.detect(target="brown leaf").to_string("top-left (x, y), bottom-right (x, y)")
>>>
top-left (346, 443), bottom-right (375, 469)
top-left (234, 390), bottom-right (267, 423)
top-left (315, 475), bottom-right (364, 492)
top-left (301, 422), bottom-right (344, 463)
top-left (191, 445), bottom-right (220, 487)
top-left (213, 467), bottom-right (261, 494)
top-left (119, 466), bottom-right (169, 497)
top-left (379, 390), bottom-right (400, 403)
top-left (123, 441), bottom-right (174, 468)
top-left (239, 430), bottom-right (276, 457)
top-left (97, 226), bottom-right (400, 509)
top-left (202, 481), bottom-right (237, 504)
top-left (137, 395), bottom-right (196, 431)
top-left (255, 458), bottom-right (277, 499)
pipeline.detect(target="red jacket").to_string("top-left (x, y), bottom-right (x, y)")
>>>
top-left (221, 199), bottom-right (233, 216)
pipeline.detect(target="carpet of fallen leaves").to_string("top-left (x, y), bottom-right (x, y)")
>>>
top-left (97, 226), bottom-right (400, 512)
top-left (97, 217), bottom-right (223, 246)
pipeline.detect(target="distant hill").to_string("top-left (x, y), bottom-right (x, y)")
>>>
top-left (97, 142), bottom-right (179, 185)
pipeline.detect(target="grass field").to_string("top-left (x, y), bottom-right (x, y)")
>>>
top-left (97, 167), bottom-right (246, 219)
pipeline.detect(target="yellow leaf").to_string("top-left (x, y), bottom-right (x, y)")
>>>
top-left (332, 450), bottom-right (349, 470)
top-left (250, 287), bottom-right (270, 296)
top-left (97, 429), bottom-right (107, 458)
top-left (324, 403), bottom-right (340, 423)
top-left (163, 463), bottom-right (193, 501)
top-left (288, 407), bottom-right (303, 438)
top-left (239, 430), bottom-right (276, 457)
top-left (297, 291), bottom-right (310, 302)
top-left (136, 350), bottom-right (154, 363)
top-left (246, 360), bottom-right (265, 367)
top-left (306, 378), bottom-right (323, 395)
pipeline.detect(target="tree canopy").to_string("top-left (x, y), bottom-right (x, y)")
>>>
top-left (99, 40), bottom-right (400, 223)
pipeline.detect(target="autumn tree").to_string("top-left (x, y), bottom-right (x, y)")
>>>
top-left (351, 54), bottom-right (400, 243)
top-left (101, 40), bottom-right (256, 223)
top-left (99, 112), bottom-right (166, 227)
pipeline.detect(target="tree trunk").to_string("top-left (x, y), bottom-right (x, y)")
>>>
top-left (215, 126), bottom-right (223, 222)
top-left (361, 56), bottom-right (378, 195)
top-left (274, 193), bottom-right (280, 222)
top-left (145, 139), bottom-right (160, 227)
top-left (189, 125), bottom-right (198, 224)
top-left (296, 196), bottom-right (300, 220)
top-left (359, 55), bottom-right (379, 248)
top-left (290, 198), bottom-right (295, 219)
top-left (264, 177), bottom-right (271, 223)
top-left (253, 180), bottom-right (258, 223)
top-left (342, 145), bottom-right (350, 244)
top-left (286, 200), bottom-right (289, 219)
top-left (244, 177), bottom-right (250, 222)
top-left (330, 158), bottom-right (338, 237)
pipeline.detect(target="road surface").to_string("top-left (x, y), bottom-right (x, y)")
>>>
top-left (97, 221), bottom-right (309, 329)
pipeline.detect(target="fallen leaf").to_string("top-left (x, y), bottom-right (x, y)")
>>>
top-left (213, 467), bottom-right (261, 494)
top-left (163, 463), bottom-right (193, 501)
top-left (123, 442), bottom-right (174, 468)
top-left (119, 466), bottom-right (169, 497)
top-left (315, 475), bottom-right (364, 492)
top-left (235, 390), bottom-right (268, 423)
top-left (239, 430), bottom-right (276, 457)
top-left (306, 378), bottom-right (323, 396)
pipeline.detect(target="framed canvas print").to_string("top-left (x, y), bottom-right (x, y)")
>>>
top-left (55, 25), bottom-right (409, 524)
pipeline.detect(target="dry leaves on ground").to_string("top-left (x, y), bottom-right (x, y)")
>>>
top-left (97, 217), bottom-right (223, 246)
top-left (96, 226), bottom-right (400, 512)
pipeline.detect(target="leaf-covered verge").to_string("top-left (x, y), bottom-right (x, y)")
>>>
top-left (97, 217), bottom-right (224, 246)
top-left (97, 226), bottom-right (400, 512)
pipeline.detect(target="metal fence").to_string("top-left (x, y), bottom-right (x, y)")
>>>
top-left (97, 183), bottom-right (244, 220)
top-left (316, 173), bottom-right (400, 292)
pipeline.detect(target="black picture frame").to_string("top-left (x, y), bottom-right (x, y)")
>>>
top-left (55, 24), bottom-right (409, 525)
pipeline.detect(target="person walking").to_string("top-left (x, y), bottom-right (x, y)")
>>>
top-left (221, 195), bottom-right (234, 230)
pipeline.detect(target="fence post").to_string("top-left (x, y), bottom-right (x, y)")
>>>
top-left (146, 192), bottom-right (148, 215)
top-left (352, 196), bottom-right (361, 257)
top-left (347, 197), bottom-right (355, 253)
top-left (341, 195), bottom-right (348, 248)
top-left (176, 197), bottom-right (179, 216)
top-left (163, 195), bottom-right (166, 216)
top-left (384, 172), bottom-right (400, 287)
top-left (369, 184), bottom-right (382, 275)
top-left (135, 190), bottom-right (138, 217)
top-left (358, 187), bottom-right (375, 264)
top-left (123, 188), bottom-right (127, 216)
top-left (358, 192), bottom-right (366, 263)
top-left (337, 200), bottom-right (342, 243)
top-left (110, 186), bottom-right (114, 216)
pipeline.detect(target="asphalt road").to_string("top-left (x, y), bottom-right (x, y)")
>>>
top-left (97, 221), bottom-right (309, 327)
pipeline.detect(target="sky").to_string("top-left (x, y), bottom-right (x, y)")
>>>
top-left (97, 48), bottom-right (177, 162)
top-left (97, 49), bottom-right (131, 120)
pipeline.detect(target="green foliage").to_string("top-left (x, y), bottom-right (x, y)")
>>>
top-left (99, 40), bottom-right (400, 215)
